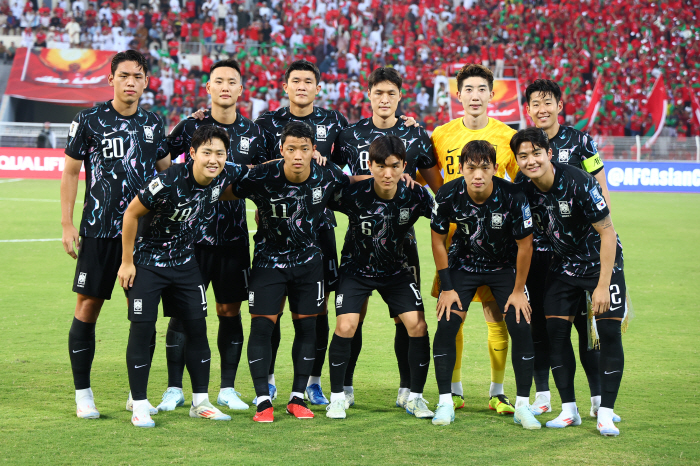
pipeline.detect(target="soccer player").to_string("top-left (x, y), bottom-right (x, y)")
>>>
top-left (157, 59), bottom-right (268, 413)
top-left (325, 135), bottom-right (434, 420)
top-left (524, 79), bottom-right (617, 419)
top-left (60, 50), bottom-right (170, 419)
top-left (333, 66), bottom-right (443, 409)
top-left (430, 140), bottom-right (537, 428)
top-left (429, 64), bottom-right (519, 412)
top-left (512, 127), bottom-right (626, 436)
top-left (231, 121), bottom-right (354, 422)
top-left (118, 125), bottom-right (245, 427)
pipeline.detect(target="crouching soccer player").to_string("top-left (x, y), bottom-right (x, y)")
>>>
top-left (512, 128), bottom-right (626, 436)
top-left (117, 126), bottom-right (246, 427)
top-left (430, 140), bottom-right (538, 428)
top-left (325, 135), bottom-right (434, 420)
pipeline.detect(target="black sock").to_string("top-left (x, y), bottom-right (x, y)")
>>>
top-left (344, 321), bottom-right (363, 387)
top-left (505, 311), bottom-right (535, 398)
top-left (395, 322), bottom-right (411, 389)
top-left (408, 334), bottom-right (430, 394)
top-left (182, 318), bottom-right (210, 394)
top-left (546, 318), bottom-right (576, 403)
top-left (291, 317), bottom-right (317, 394)
top-left (126, 321), bottom-right (156, 400)
top-left (68, 317), bottom-right (96, 390)
top-left (311, 313), bottom-right (329, 377)
top-left (269, 314), bottom-right (282, 376)
top-left (328, 333), bottom-right (353, 393)
top-left (574, 309), bottom-right (601, 397)
top-left (531, 306), bottom-right (550, 392)
top-left (149, 329), bottom-right (156, 363)
top-left (218, 314), bottom-right (244, 389)
top-left (166, 318), bottom-right (186, 388)
top-left (433, 315), bottom-right (462, 394)
top-left (597, 319), bottom-right (624, 409)
top-left (247, 317), bottom-right (275, 397)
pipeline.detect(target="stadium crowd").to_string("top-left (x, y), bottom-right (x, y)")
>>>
top-left (0, 0), bottom-right (698, 135)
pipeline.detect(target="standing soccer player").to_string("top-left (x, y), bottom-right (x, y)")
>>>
top-left (430, 64), bottom-right (520, 412)
top-left (157, 59), bottom-right (268, 413)
top-left (333, 66), bottom-right (443, 409)
top-left (60, 50), bottom-right (170, 419)
top-left (430, 140), bottom-right (536, 427)
top-left (118, 125), bottom-right (246, 427)
top-left (325, 135), bottom-right (434, 420)
top-left (512, 127), bottom-right (626, 436)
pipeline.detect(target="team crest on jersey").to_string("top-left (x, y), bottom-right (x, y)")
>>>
top-left (336, 294), bottom-right (343, 308)
top-left (589, 187), bottom-right (607, 211)
top-left (491, 213), bottom-right (503, 229)
top-left (211, 186), bottom-right (220, 202)
top-left (248, 291), bottom-right (255, 306)
top-left (312, 187), bottom-right (323, 204)
top-left (77, 272), bottom-right (86, 287)
top-left (558, 201), bottom-right (571, 216)
top-left (316, 125), bottom-right (327, 140)
top-left (144, 126), bottom-right (154, 142)
top-left (69, 121), bottom-right (79, 137)
top-left (558, 149), bottom-right (570, 162)
top-left (134, 299), bottom-right (142, 315)
top-left (522, 205), bottom-right (533, 229)
top-left (399, 208), bottom-right (410, 224)
top-left (148, 178), bottom-right (164, 195)
top-left (240, 137), bottom-right (250, 152)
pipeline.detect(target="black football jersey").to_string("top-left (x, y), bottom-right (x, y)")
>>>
top-left (333, 117), bottom-right (436, 179)
top-left (519, 162), bottom-right (622, 278)
top-left (328, 178), bottom-right (433, 278)
top-left (232, 160), bottom-right (350, 268)
top-left (167, 112), bottom-right (268, 245)
top-left (431, 176), bottom-right (533, 273)
top-left (550, 125), bottom-right (603, 175)
top-left (135, 162), bottom-right (247, 267)
top-left (65, 101), bottom-right (169, 238)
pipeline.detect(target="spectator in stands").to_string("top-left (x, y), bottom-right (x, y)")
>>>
top-left (416, 87), bottom-right (430, 113)
top-left (36, 121), bottom-right (56, 148)
top-left (66, 15), bottom-right (79, 46)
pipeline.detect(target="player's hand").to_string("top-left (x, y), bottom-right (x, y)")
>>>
top-left (62, 224), bottom-right (81, 259)
top-left (591, 284), bottom-right (611, 316)
top-left (436, 289), bottom-right (462, 321)
top-left (400, 115), bottom-right (421, 128)
top-left (312, 150), bottom-right (327, 166)
top-left (400, 173), bottom-right (416, 188)
top-left (117, 263), bottom-right (136, 290)
top-left (191, 108), bottom-right (207, 120)
top-left (254, 209), bottom-right (260, 226)
top-left (504, 291), bottom-right (531, 324)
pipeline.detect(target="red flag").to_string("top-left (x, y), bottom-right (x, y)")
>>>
top-left (643, 76), bottom-right (668, 148)
top-left (691, 89), bottom-right (700, 127)
top-left (574, 76), bottom-right (602, 131)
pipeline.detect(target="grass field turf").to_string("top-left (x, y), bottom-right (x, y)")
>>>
top-left (0, 178), bottom-right (699, 465)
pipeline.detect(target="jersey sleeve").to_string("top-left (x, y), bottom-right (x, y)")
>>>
top-left (326, 185), bottom-right (348, 214)
top-left (154, 116), bottom-right (169, 160)
top-left (510, 190), bottom-right (534, 240)
top-left (430, 129), bottom-right (443, 171)
top-left (415, 129), bottom-right (437, 169)
top-left (415, 185), bottom-right (435, 219)
top-left (330, 112), bottom-right (349, 164)
top-left (250, 124), bottom-right (270, 165)
top-left (255, 114), bottom-right (279, 160)
top-left (166, 119), bottom-right (190, 159)
top-left (576, 174), bottom-right (609, 223)
top-left (64, 110), bottom-right (90, 160)
top-left (222, 162), bottom-right (249, 190)
top-left (331, 129), bottom-right (349, 167)
top-left (579, 132), bottom-right (604, 175)
top-left (138, 172), bottom-right (170, 211)
top-left (329, 162), bottom-right (351, 191)
top-left (430, 185), bottom-right (451, 234)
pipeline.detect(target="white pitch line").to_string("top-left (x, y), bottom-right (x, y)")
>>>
top-left (0, 238), bottom-right (62, 243)
top-left (0, 178), bottom-right (22, 184)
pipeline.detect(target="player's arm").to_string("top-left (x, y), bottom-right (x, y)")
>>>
top-left (117, 197), bottom-right (150, 289)
top-left (505, 234), bottom-right (533, 323)
top-left (591, 214), bottom-right (617, 316)
top-left (593, 169), bottom-right (612, 210)
top-left (431, 229), bottom-right (462, 320)
top-left (219, 184), bottom-right (241, 201)
top-left (60, 155), bottom-right (83, 259)
top-left (417, 165), bottom-right (443, 193)
top-left (156, 154), bottom-right (172, 172)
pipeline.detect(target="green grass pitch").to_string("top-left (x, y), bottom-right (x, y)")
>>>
top-left (0, 178), bottom-right (698, 464)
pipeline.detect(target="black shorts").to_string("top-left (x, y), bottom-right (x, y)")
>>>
top-left (195, 241), bottom-right (250, 304)
top-left (127, 262), bottom-right (208, 322)
top-left (404, 227), bottom-right (421, 287)
top-left (544, 269), bottom-right (627, 319)
top-left (335, 271), bottom-right (424, 318)
top-left (318, 228), bottom-right (339, 292)
top-left (248, 259), bottom-right (325, 316)
top-left (72, 236), bottom-right (122, 300)
top-left (446, 269), bottom-right (517, 314)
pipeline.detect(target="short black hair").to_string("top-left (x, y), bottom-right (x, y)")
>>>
top-left (367, 67), bottom-right (402, 91)
top-left (369, 135), bottom-right (406, 164)
top-left (191, 125), bottom-right (230, 153)
top-left (460, 140), bottom-right (496, 167)
top-left (509, 127), bottom-right (550, 156)
top-left (525, 79), bottom-right (562, 104)
top-left (209, 59), bottom-right (242, 79)
top-left (456, 63), bottom-right (493, 92)
top-left (110, 50), bottom-right (149, 75)
top-left (280, 121), bottom-right (314, 147)
top-left (284, 59), bottom-right (320, 85)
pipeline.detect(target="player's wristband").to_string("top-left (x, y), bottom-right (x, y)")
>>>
top-left (438, 268), bottom-right (454, 292)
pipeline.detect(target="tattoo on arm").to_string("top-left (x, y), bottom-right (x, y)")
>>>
top-left (593, 215), bottom-right (613, 230)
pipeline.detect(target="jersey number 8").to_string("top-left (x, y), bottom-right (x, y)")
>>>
top-left (359, 151), bottom-right (370, 171)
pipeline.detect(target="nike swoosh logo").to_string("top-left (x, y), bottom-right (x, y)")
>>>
top-left (72, 348), bottom-right (89, 353)
top-left (275, 133), bottom-right (282, 137)
top-left (604, 370), bottom-right (620, 375)
top-left (419, 362), bottom-right (429, 367)
top-left (103, 131), bottom-right (117, 137)
top-left (165, 345), bottom-right (178, 347)
top-left (270, 198), bottom-right (286, 202)
top-left (232, 342), bottom-right (242, 345)
top-left (331, 362), bottom-right (345, 366)
top-left (201, 358), bottom-right (211, 363)
top-left (582, 310), bottom-right (588, 315)
top-left (303, 357), bottom-right (316, 361)
top-left (522, 356), bottom-right (534, 360)
top-left (415, 301), bottom-right (422, 306)
top-left (177, 202), bottom-right (192, 207)
top-left (455, 217), bottom-right (469, 222)
top-left (358, 143), bottom-right (370, 149)
top-left (317, 347), bottom-right (327, 351)
top-left (359, 215), bottom-right (374, 219)
top-left (433, 353), bottom-right (447, 358)
top-left (494, 348), bottom-right (506, 351)
top-left (552, 365), bottom-right (563, 370)
top-left (447, 148), bottom-right (460, 153)
top-left (328, 279), bottom-right (338, 285)
top-left (249, 358), bottom-right (263, 364)
top-left (134, 364), bottom-right (148, 369)
top-left (609, 305), bottom-right (622, 311)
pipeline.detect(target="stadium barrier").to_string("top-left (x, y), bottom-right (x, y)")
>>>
top-left (0, 147), bottom-right (84, 179)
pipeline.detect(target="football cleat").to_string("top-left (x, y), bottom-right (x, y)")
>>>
top-left (529, 394), bottom-right (552, 416)
top-left (286, 396), bottom-right (314, 419)
top-left (591, 404), bottom-right (621, 422)
top-left (597, 419), bottom-right (620, 437)
top-left (406, 397), bottom-right (434, 419)
top-left (514, 405), bottom-right (542, 430)
top-left (546, 409), bottom-right (582, 428)
top-left (126, 392), bottom-right (158, 415)
top-left (131, 405), bottom-right (155, 428)
top-left (156, 387), bottom-right (185, 412)
top-left (189, 399), bottom-right (231, 420)
top-left (76, 399), bottom-right (100, 419)
top-left (344, 389), bottom-right (355, 409)
top-left (253, 400), bottom-right (274, 423)
top-left (488, 394), bottom-right (515, 415)
top-left (217, 388), bottom-right (249, 410)
top-left (305, 383), bottom-right (329, 405)
top-left (452, 394), bottom-right (465, 409)
top-left (432, 403), bottom-right (455, 426)
top-left (325, 399), bottom-right (347, 419)
top-left (252, 383), bottom-right (277, 405)
top-left (396, 391), bottom-right (409, 409)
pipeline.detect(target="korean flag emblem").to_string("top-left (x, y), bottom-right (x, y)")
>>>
top-left (316, 125), bottom-right (327, 140)
top-left (491, 213), bottom-right (503, 228)
top-left (558, 149), bottom-right (570, 162)
top-left (399, 208), bottom-right (410, 224)
top-left (211, 186), bottom-right (220, 202)
top-left (144, 126), bottom-right (154, 142)
top-left (240, 137), bottom-right (250, 152)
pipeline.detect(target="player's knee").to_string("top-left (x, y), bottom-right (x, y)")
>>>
top-left (405, 318), bottom-right (428, 337)
top-left (596, 318), bottom-right (622, 342)
top-left (216, 302), bottom-right (241, 317)
top-left (435, 314), bottom-right (463, 342)
top-left (335, 319), bottom-right (357, 338)
top-left (75, 295), bottom-right (104, 322)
